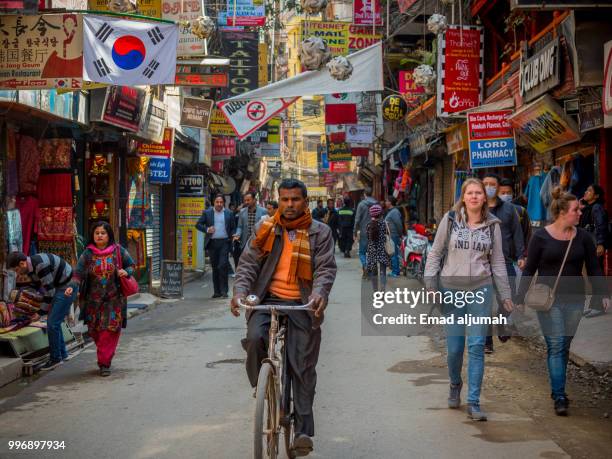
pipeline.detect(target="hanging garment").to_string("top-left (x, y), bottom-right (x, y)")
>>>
top-left (6, 160), bottom-right (18, 197)
top-left (6, 209), bottom-right (23, 253)
top-left (18, 135), bottom-right (40, 195)
top-left (16, 196), bottom-right (39, 256)
top-left (37, 240), bottom-right (75, 266)
top-left (127, 157), bottom-right (153, 228)
top-left (569, 155), bottom-right (592, 198)
top-left (38, 207), bottom-right (73, 242)
top-left (540, 166), bottom-right (562, 222)
top-left (37, 173), bottom-right (73, 207)
top-left (524, 173), bottom-right (547, 222)
top-left (38, 139), bottom-right (72, 169)
top-left (127, 229), bottom-right (147, 270)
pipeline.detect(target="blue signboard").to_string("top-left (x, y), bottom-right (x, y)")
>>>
top-left (149, 157), bottom-right (172, 184)
top-left (320, 152), bottom-right (329, 171)
top-left (469, 137), bottom-right (517, 169)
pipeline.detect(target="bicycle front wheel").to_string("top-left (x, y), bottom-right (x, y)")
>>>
top-left (254, 362), bottom-right (279, 459)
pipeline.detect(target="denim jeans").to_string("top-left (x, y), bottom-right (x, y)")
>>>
top-left (359, 236), bottom-right (368, 268)
top-left (47, 287), bottom-right (76, 362)
top-left (537, 300), bottom-right (583, 400)
top-left (390, 235), bottom-right (401, 276)
top-left (444, 285), bottom-right (493, 405)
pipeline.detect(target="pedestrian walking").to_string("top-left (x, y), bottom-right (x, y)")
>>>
top-left (233, 192), bottom-right (267, 256)
top-left (499, 179), bottom-right (532, 255)
top-left (384, 197), bottom-right (404, 277)
top-left (483, 173), bottom-right (525, 352)
top-left (265, 200), bottom-right (279, 218)
top-left (424, 178), bottom-right (513, 421)
top-left (338, 197), bottom-right (355, 258)
top-left (196, 194), bottom-right (236, 298)
top-left (70, 222), bottom-right (136, 376)
top-left (516, 187), bottom-right (610, 416)
top-left (7, 251), bottom-right (75, 371)
top-left (366, 204), bottom-right (390, 291)
top-left (354, 187), bottom-right (378, 278)
top-left (323, 198), bottom-right (340, 250)
top-left (231, 179), bottom-right (337, 455)
top-left (312, 199), bottom-right (327, 221)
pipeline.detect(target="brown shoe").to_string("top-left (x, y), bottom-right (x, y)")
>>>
top-left (99, 366), bottom-right (111, 377)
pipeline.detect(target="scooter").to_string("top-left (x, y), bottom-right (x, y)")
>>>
top-left (402, 230), bottom-right (429, 281)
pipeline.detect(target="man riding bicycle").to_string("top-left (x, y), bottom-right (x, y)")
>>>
top-left (231, 179), bottom-right (337, 456)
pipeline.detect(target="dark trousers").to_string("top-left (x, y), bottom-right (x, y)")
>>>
top-left (232, 241), bottom-right (242, 271)
top-left (245, 304), bottom-right (321, 437)
top-left (339, 227), bottom-right (353, 253)
top-left (486, 261), bottom-right (516, 347)
top-left (208, 238), bottom-right (230, 295)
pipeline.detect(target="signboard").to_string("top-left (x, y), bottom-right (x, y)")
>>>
top-left (217, 97), bottom-right (298, 139)
top-left (102, 86), bottom-right (146, 132)
top-left (177, 196), bottom-right (205, 226)
top-left (437, 26), bottom-right (484, 117)
top-left (160, 260), bottom-right (183, 298)
top-left (256, 143), bottom-right (281, 157)
top-left (327, 132), bottom-right (352, 161)
top-left (382, 95), bottom-right (408, 121)
top-left (579, 89), bottom-right (603, 133)
top-left (467, 110), bottom-right (516, 169)
top-left (219, 2), bottom-right (265, 26)
top-left (398, 70), bottom-right (425, 107)
top-left (330, 161), bottom-right (350, 173)
top-left (209, 107), bottom-right (235, 135)
top-left (162, 0), bottom-right (204, 56)
top-left (137, 96), bottom-right (166, 144)
top-left (301, 21), bottom-right (382, 57)
top-left (408, 130), bottom-right (428, 156)
top-left (320, 151), bottom-right (329, 171)
top-left (181, 97), bottom-right (214, 129)
top-left (604, 40), bottom-right (612, 128)
top-left (88, 0), bottom-right (161, 17)
top-left (267, 118), bottom-right (281, 143)
top-left (353, 0), bottom-right (383, 26)
top-left (222, 31), bottom-right (259, 96)
top-left (0, 14), bottom-right (83, 90)
top-left (346, 124), bottom-right (374, 144)
top-left (149, 157), bottom-right (172, 184)
top-left (509, 95), bottom-right (581, 153)
top-left (174, 72), bottom-right (229, 87)
top-left (0, 0), bottom-right (37, 14)
top-left (446, 123), bottom-right (468, 154)
top-left (519, 38), bottom-right (560, 103)
top-left (511, 0), bottom-right (612, 9)
top-left (177, 197), bottom-right (205, 270)
top-left (212, 136), bottom-right (236, 158)
top-left (138, 127), bottom-right (174, 157)
top-left (178, 174), bottom-right (204, 196)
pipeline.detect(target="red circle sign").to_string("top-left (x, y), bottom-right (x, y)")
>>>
top-left (246, 102), bottom-right (266, 121)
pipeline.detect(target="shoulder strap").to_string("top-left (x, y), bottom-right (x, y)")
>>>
top-left (115, 244), bottom-right (123, 270)
top-left (551, 231), bottom-right (575, 296)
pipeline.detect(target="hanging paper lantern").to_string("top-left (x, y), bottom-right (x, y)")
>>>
top-left (382, 95), bottom-right (408, 121)
top-left (326, 56), bottom-right (353, 81)
top-left (191, 16), bottom-right (216, 39)
top-left (107, 0), bottom-right (137, 13)
top-left (299, 37), bottom-right (332, 71)
top-left (413, 64), bottom-right (436, 88)
top-left (300, 0), bottom-right (327, 14)
top-left (427, 14), bottom-right (448, 34)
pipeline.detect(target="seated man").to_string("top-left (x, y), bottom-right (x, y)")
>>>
top-left (231, 179), bottom-right (337, 456)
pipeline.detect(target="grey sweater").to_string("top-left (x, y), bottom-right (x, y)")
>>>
top-left (385, 207), bottom-right (404, 238)
top-left (354, 197), bottom-right (378, 240)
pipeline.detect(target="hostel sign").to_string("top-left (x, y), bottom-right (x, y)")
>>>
top-left (467, 110), bottom-right (517, 169)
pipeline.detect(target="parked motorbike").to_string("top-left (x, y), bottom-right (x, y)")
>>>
top-left (401, 230), bottom-right (430, 281)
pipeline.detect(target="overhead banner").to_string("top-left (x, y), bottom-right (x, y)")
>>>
top-left (102, 85), bottom-right (146, 132)
top-left (509, 94), bottom-right (581, 153)
top-left (467, 111), bottom-right (516, 169)
top-left (220, 0), bottom-right (265, 26)
top-left (0, 14), bottom-right (83, 90)
top-left (398, 70), bottom-right (425, 107)
top-left (346, 124), bottom-right (374, 144)
top-left (353, 0), bottom-right (382, 26)
top-left (437, 25), bottom-right (484, 117)
top-left (222, 31), bottom-right (259, 96)
top-left (301, 21), bottom-right (382, 56)
top-left (181, 97), bottom-right (214, 129)
top-left (162, 0), bottom-right (204, 56)
top-left (83, 15), bottom-right (178, 85)
top-left (217, 97), bottom-right (298, 139)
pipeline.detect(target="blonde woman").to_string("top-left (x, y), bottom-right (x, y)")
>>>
top-left (425, 178), bottom-right (513, 421)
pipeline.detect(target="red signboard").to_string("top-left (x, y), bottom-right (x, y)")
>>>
top-left (137, 128), bottom-right (175, 158)
top-left (212, 137), bottom-right (236, 158)
top-left (351, 147), bottom-right (369, 157)
top-left (174, 73), bottom-right (229, 87)
top-left (353, 0), bottom-right (382, 26)
top-left (330, 161), bottom-right (350, 173)
top-left (398, 70), bottom-right (425, 107)
top-left (226, 16), bottom-right (266, 26)
top-left (467, 110), bottom-right (514, 140)
top-left (437, 26), bottom-right (483, 117)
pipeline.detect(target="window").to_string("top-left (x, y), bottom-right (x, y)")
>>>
top-left (303, 135), bottom-right (320, 152)
top-left (302, 99), bottom-right (320, 117)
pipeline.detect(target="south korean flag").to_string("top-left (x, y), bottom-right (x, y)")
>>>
top-left (83, 15), bottom-right (178, 86)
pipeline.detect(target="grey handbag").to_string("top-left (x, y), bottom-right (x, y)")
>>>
top-left (525, 232), bottom-right (574, 311)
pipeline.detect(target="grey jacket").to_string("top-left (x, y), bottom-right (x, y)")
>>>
top-left (354, 197), bottom-right (378, 240)
top-left (235, 205), bottom-right (268, 248)
top-left (489, 198), bottom-right (525, 262)
top-left (385, 207), bottom-right (404, 238)
top-left (233, 219), bottom-right (337, 308)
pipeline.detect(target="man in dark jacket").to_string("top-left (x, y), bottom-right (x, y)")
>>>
top-left (231, 179), bottom-right (337, 456)
top-left (385, 197), bottom-right (404, 276)
top-left (323, 198), bottom-right (340, 250)
top-left (354, 187), bottom-right (378, 278)
top-left (338, 197), bottom-right (355, 257)
top-left (196, 194), bottom-right (237, 298)
top-left (499, 179), bottom-right (532, 259)
top-left (312, 199), bottom-right (327, 221)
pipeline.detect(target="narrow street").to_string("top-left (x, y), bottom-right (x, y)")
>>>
top-left (1, 254), bottom-right (610, 459)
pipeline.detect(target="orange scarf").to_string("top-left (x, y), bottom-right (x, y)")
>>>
top-left (252, 208), bottom-right (313, 282)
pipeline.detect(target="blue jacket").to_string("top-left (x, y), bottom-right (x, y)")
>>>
top-left (235, 206), bottom-right (268, 248)
top-left (385, 207), bottom-right (404, 238)
top-left (196, 208), bottom-right (236, 249)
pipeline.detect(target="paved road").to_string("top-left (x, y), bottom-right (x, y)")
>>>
top-left (0, 255), bottom-right (602, 458)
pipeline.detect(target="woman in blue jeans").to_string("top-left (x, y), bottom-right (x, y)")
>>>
top-left (425, 178), bottom-right (513, 421)
top-left (517, 187), bottom-right (610, 416)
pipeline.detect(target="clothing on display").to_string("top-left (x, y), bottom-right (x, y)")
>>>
top-left (16, 196), bottom-right (39, 256)
top-left (127, 157), bottom-right (153, 229)
top-left (524, 173), bottom-right (546, 222)
top-left (37, 207), bottom-right (73, 242)
top-left (18, 135), bottom-right (40, 195)
top-left (126, 229), bottom-right (147, 270)
top-left (540, 166), bottom-right (562, 222)
top-left (37, 240), bottom-right (75, 266)
top-left (37, 173), bottom-right (73, 207)
top-left (39, 139), bottom-right (72, 169)
top-left (6, 209), bottom-right (23, 253)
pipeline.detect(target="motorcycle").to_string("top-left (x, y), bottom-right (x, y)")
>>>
top-left (401, 229), bottom-right (430, 281)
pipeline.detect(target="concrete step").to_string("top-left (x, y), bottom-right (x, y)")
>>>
top-left (0, 357), bottom-right (23, 388)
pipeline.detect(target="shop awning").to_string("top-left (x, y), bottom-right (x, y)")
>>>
top-left (383, 138), bottom-right (407, 161)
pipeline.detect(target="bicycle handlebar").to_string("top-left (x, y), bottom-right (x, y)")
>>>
top-left (237, 296), bottom-right (316, 311)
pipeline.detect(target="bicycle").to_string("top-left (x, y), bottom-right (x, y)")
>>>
top-left (238, 295), bottom-right (315, 459)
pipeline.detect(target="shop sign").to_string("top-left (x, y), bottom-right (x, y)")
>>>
top-left (309, 186), bottom-right (328, 197)
top-left (177, 197), bottom-right (206, 270)
top-left (178, 174), bottom-right (204, 196)
top-left (382, 95), bottom-right (408, 121)
top-left (181, 97), bottom-right (214, 129)
top-left (209, 107), bottom-right (235, 136)
top-left (519, 38), bottom-right (560, 103)
top-left (162, 0), bottom-right (204, 56)
top-left (212, 136), bottom-right (236, 158)
top-left (137, 96), bottom-right (166, 144)
top-left (267, 118), bottom-right (281, 143)
top-left (346, 124), bottom-right (374, 144)
top-left (398, 70), bottom-right (425, 107)
top-left (578, 89), bottom-right (603, 133)
top-left (467, 110), bottom-right (516, 169)
top-left (327, 132), bottom-right (352, 161)
top-left (148, 157), bottom-right (172, 184)
top-left (174, 71), bottom-right (229, 87)
top-left (255, 143), bottom-right (281, 158)
top-left (446, 123), bottom-right (468, 154)
top-left (604, 40), bottom-right (612, 128)
top-left (219, 0), bottom-right (265, 26)
top-left (437, 26), bottom-right (484, 117)
top-left (408, 130), bottom-right (427, 156)
top-left (138, 127), bottom-right (174, 158)
top-left (88, 0), bottom-right (161, 17)
top-left (0, 14), bottom-right (84, 90)
top-left (347, 26), bottom-right (382, 53)
top-left (353, 0), bottom-right (382, 26)
top-left (509, 94), bottom-right (581, 153)
top-left (330, 161), bottom-right (350, 173)
top-left (319, 150), bottom-right (329, 171)
top-left (510, 0), bottom-right (612, 9)
top-left (0, 0), bottom-right (37, 13)
top-left (222, 31), bottom-right (259, 96)
top-left (102, 86), bottom-right (146, 132)
top-left (301, 21), bottom-right (382, 57)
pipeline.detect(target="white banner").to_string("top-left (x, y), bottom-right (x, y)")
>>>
top-left (217, 98), bottom-right (298, 139)
top-left (346, 124), bottom-right (374, 143)
top-left (83, 15), bottom-right (178, 85)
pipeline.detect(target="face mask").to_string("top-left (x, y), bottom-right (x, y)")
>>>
top-left (485, 186), bottom-right (498, 199)
top-left (499, 194), bottom-right (513, 203)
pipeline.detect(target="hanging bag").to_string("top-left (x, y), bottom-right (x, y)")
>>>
top-left (525, 231), bottom-right (574, 311)
top-left (384, 222), bottom-right (395, 256)
top-left (116, 245), bottom-right (139, 297)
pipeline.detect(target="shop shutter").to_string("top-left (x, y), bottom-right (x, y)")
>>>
top-left (146, 185), bottom-right (162, 281)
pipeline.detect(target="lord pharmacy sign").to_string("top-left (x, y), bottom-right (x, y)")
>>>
top-left (468, 110), bottom-right (517, 169)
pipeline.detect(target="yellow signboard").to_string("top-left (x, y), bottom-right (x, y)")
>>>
top-left (177, 197), bottom-right (205, 270)
top-left (88, 0), bottom-right (162, 17)
top-left (301, 21), bottom-right (382, 57)
top-left (209, 107), bottom-right (235, 136)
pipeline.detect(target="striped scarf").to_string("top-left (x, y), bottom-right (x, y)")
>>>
top-left (253, 208), bottom-right (313, 282)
